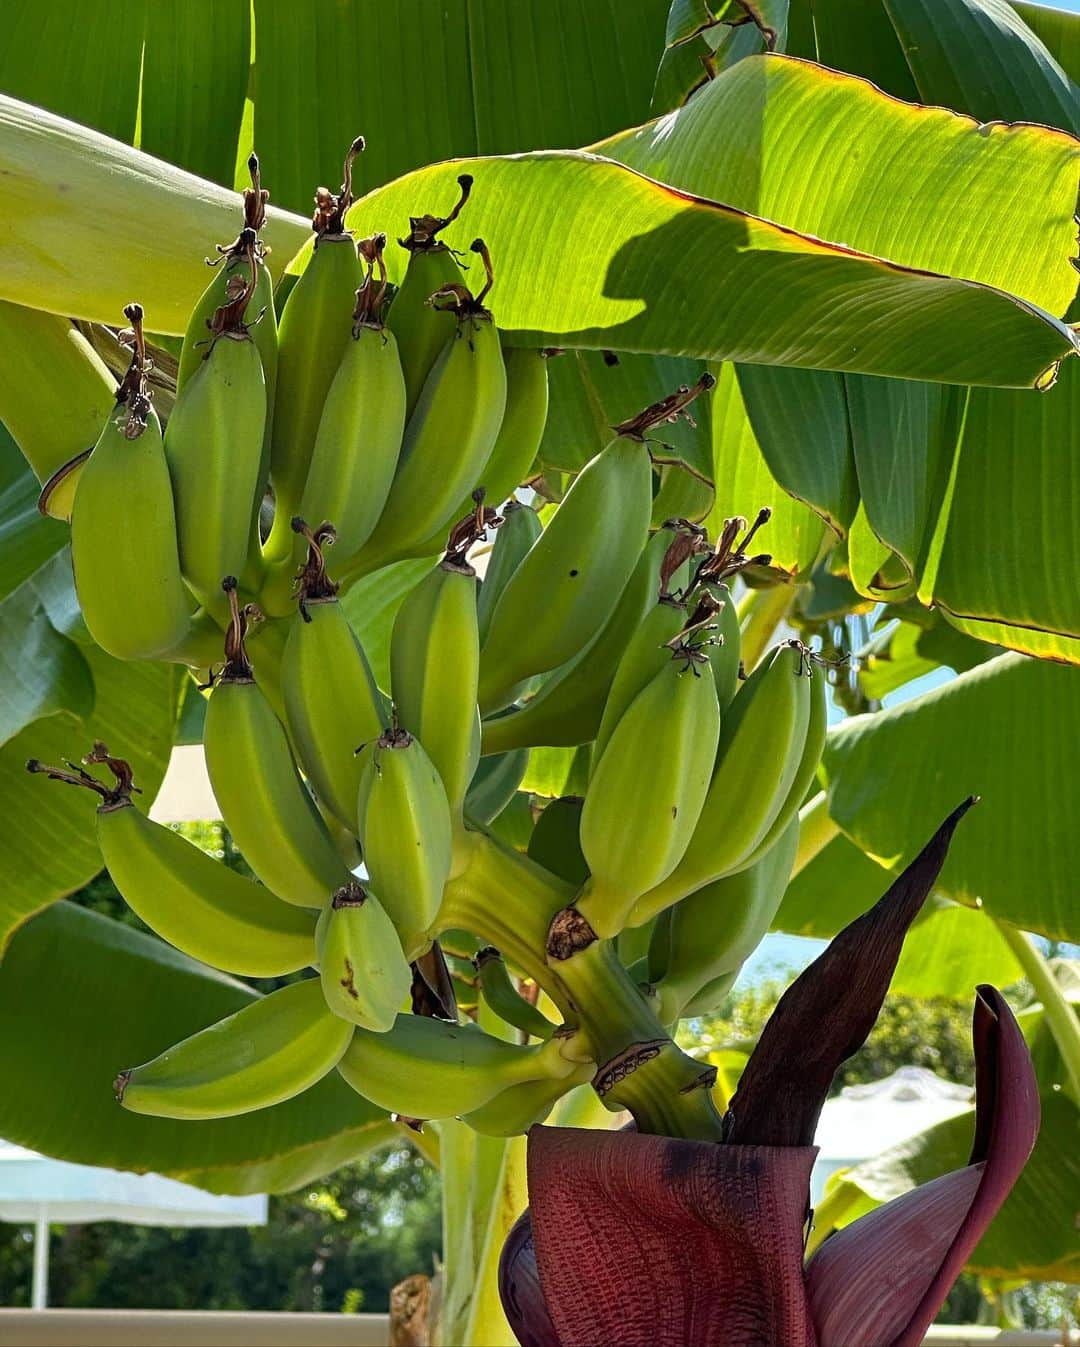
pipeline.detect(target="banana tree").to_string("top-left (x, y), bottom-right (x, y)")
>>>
top-left (0, 0), bottom-right (1078, 1342)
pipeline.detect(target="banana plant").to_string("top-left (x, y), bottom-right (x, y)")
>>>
top-left (0, 0), bottom-right (1079, 1341)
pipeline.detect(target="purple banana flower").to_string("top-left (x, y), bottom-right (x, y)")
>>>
top-left (500, 800), bottom-right (1039, 1347)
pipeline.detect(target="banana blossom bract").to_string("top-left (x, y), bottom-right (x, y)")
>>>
top-left (500, 802), bottom-right (1039, 1347)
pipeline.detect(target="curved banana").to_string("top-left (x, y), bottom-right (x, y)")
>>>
top-left (679, 971), bottom-right (739, 1020)
top-left (316, 880), bottom-right (412, 1032)
top-left (165, 249), bottom-right (267, 610)
top-left (629, 640), bottom-right (812, 926)
top-left (461, 1062), bottom-right (594, 1137)
top-left (356, 727), bottom-right (453, 959)
top-left (281, 522), bottom-right (386, 829)
top-left (203, 581), bottom-right (354, 907)
top-left (294, 236), bottom-right (406, 576)
top-left (464, 748), bottom-right (529, 826)
top-left (705, 582), bottom-right (743, 712)
top-left (386, 173), bottom-right (472, 414)
top-left (655, 814), bottom-right (799, 1024)
top-left (115, 977), bottom-right (352, 1121)
top-left (577, 643), bottom-right (721, 937)
top-left (264, 138), bottom-right (367, 566)
top-left (345, 241), bottom-right (507, 578)
top-left (474, 947), bottom-right (556, 1041)
top-left (26, 745), bottom-right (317, 977)
top-left (476, 378), bottom-right (713, 715)
top-left (468, 345), bottom-right (549, 513)
top-left (336, 1012), bottom-right (578, 1120)
top-left (477, 522), bottom-right (692, 754)
top-left (70, 305), bottom-right (191, 661)
top-left (476, 501), bottom-right (543, 646)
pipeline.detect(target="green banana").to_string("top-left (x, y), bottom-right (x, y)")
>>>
top-left (469, 345), bottom-right (549, 511)
top-left (526, 795), bottom-right (588, 887)
top-left (69, 305), bottom-right (191, 661)
top-left (577, 642), bottom-right (721, 937)
top-left (356, 727), bottom-right (453, 960)
top-left (345, 241), bottom-right (507, 578)
top-left (203, 581), bottom-right (354, 907)
top-left (263, 138), bottom-right (367, 567)
top-left (164, 248), bottom-right (267, 610)
top-left (476, 501), bottom-right (543, 646)
top-left (655, 814), bottom-right (799, 1024)
top-left (680, 971), bottom-right (739, 1020)
top-left (474, 947), bottom-right (556, 1041)
top-left (386, 173), bottom-right (473, 414)
top-left (629, 640), bottom-right (812, 926)
top-left (389, 517), bottom-right (488, 826)
top-left (26, 746), bottom-right (317, 977)
top-left (464, 748), bottom-right (529, 826)
top-left (281, 522), bottom-right (386, 829)
top-left (336, 1012), bottom-right (578, 1120)
top-left (461, 1062), bottom-right (593, 1137)
top-left (704, 583), bottom-right (743, 712)
top-left (477, 522), bottom-right (694, 754)
top-left (315, 880), bottom-right (412, 1032)
top-left (476, 378), bottom-right (714, 714)
top-left (116, 977), bottom-right (352, 1121)
top-left (292, 233), bottom-right (406, 577)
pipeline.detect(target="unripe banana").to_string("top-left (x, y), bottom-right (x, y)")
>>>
top-left (164, 253), bottom-right (267, 610)
top-left (203, 582), bottom-right (354, 907)
top-left (629, 640), bottom-right (812, 925)
top-left (386, 174), bottom-right (473, 414)
top-left (264, 139), bottom-right (367, 565)
top-left (390, 517), bottom-right (491, 826)
top-left (345, 243), bottom-right (507, 578)
top-left (655, 814), bottom-right (799, 1024)
top-left (26, 745), bottom-right (316, 977)
top-left (577, 645), bottom-right (721, 937)
top-left (478, 522), bottom-right (692, 754)
top-left (469, 346), bottom-right (549, 512)
top-left (69, 305), bottom-right (191, 661)
top-left (461, 1062), bottom-right (594, 1137)
top-left (294, 241), bottom-right (406, 576)
top-left (476, 379), bottom-right (713, 715)
top-left (680, 971), bottom-right (739, 1020)
top-left (476, 501), bottom-right (543, 646)
top-left (526, 796), bottom-right (588, 887)
top-left (356, 728), bottom-right (453, 959)
top-left (704, 582), bottom-right (743, 712)
top-left (115, 977), bottom-right (352, 1121)
top-left (336, 1012), bottom-right (578, 1120)
top-left (316, 880), bottom-right (412, 1032)
top-left (464, 748), bottom-right (529, 826)
top-left (281, 523), bottom-right (386, 829)
top-left (474, 947), bottom-right (556, 1041)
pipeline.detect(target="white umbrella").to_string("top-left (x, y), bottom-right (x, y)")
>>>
top-left (811, 1066), bottom-right (974, 1206)
top-left (0, 1141), bottom-right (267, 1308)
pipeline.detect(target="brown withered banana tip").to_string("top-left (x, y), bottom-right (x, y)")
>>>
top-left (400, 173), bottom-right (473, 252)
top-left (443, 491), bottom-right (501, 570)
top-left (613, 371), bottom-right (716, 441)
top-left (312, 135), bottom-right (365, 236)
top-left (290, 516), bottom-right (339, 618)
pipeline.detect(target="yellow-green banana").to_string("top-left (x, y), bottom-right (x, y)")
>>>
top-left (203, 582), bottom-right (354, 907)
top-left (281, 523), bottom-right (386, 829)
top-left (70, 305), bottom-right (191, 661)
top-left (26, 745), bottom-right (317, 977)
top-left (356, 728), bottom-right (453, 959)
top-left (464, 748), bottom-right (529, 826)
top-left (474, 947), bottom-right (556, 1041)
top-left (345, 242), bottom-right (507, 578)
top-left (474, 381), bottom-right (715, 716)
top-left (336, 1012), bottom-right (578, 1120)
top-left (655, 815), bottom-right (799, 1024)
top-left (629, 640), bottom-right (812, 925)
top-left (116, 977), bottom-right (352, 1120)
top-left (294, 240), bottom-right (406, 576)
top-left (264, 139), bottom-right (367, 566)
top-left (461, 1062), bottom-right (594, 1137)
top-left (164, 252), bottom-right (267, 610)
top-left (577, 645), bottom-right (721, 936)
top-left (476, 501), bottom-right (543, 646)
top-left (390, 529), bottom-right (484, 826)
top-left (386, 173), bottom-right (472, 414)
top-left (478, 522), bottom-right (693, 754)
top-left (315, 880), bottom-right (412, 1032)
top-left (470, 345), bottom-right (549, 511)
top-left (704, 582), bottom-right (743, 712)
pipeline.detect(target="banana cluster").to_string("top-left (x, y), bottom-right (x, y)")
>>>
top-left (31, 143), bottom-right (830, 1139)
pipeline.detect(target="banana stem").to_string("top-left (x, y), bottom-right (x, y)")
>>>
top-left (791, 791), bottom-right (841, 878)
top-left (738, 582), bottom-right (795, 672)
top-left (995, 921), bottom-right (1080, 1106)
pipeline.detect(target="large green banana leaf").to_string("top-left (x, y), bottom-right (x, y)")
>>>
top-left (0, 902), bottom-right (391, 1194)
top-left (820, 654), bottom-right (1080, 943)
